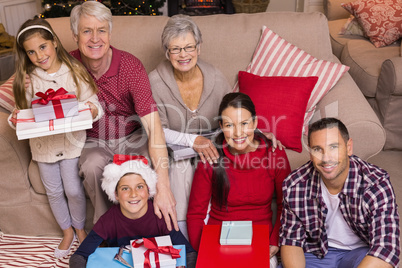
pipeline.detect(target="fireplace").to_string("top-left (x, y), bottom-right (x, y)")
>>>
top-left (168, 0), bottom-right (234, 16)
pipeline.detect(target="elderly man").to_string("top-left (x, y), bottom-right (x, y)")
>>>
top-left (279, 117), bottom-right (400, 268)
top-left (67, 1), bottom-right (177, 230)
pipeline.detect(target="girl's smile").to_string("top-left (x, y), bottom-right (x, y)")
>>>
top-left (23, 32), bottom-right (61, 73)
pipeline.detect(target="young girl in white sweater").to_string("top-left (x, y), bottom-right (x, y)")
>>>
top-left (9, 18), bottom-right (103, 258)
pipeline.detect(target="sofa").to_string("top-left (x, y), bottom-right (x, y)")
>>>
top-left (324, 0), bottom-right (402, 150)
top-left (0, 11), bottom-right (385, 237)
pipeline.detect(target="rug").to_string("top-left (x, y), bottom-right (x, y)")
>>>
top-left (0, 232), bottom-right (79, 268)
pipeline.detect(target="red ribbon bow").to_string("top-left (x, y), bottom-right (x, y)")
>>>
top-left (32, 88), bottom-right (75, 105)
top-left (113, 154), bottom-right (149, 166)
top-left (31, 88), bottom-right (77, 119)
top-left (132, 237), bottom-right (181, 268)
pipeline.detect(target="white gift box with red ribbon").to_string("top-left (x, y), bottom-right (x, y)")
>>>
top-left (16, 103), bottom-right (92, 140)
top-left (130, 235), bottom-right (181, 268)
top-left (31, 88), bottom-right (79, 122)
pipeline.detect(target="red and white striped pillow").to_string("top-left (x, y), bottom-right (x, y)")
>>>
top-left (235, 26), bottom-right (349, 133)
top-left (0, 76), bottom-right (15, 112)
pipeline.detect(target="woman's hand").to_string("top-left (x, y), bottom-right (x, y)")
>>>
top-left (85, 101), bottom-right (98, 119)
top-left (262, 132), bottom-right (286, 152)
top-left (193, 136), bottom-right (219, 165)
top-left (9, 108), bottom-right (19, 127)
top-left (269, 245), bottom-right (279, 258)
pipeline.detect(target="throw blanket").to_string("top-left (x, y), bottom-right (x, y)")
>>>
top-left (0, 232), bottom-right (78, 268)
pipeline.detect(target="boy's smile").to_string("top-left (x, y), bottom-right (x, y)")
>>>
top-left (115, 173), bottom-right (149, 220)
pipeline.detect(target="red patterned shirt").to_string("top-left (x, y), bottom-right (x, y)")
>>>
top-left (280, 155), bottom-right (400, 267)
top-left (70, 46), bottom-right (157, 140)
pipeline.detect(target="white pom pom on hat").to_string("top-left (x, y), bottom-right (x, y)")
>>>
top-left (101, 154), bottom-right (157, 204)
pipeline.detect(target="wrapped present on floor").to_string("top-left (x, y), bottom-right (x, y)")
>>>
top-left (31, 88), bottom-right (79, 122)
top-left (16, 103), bottom-right (92, 140)
top-left (219, 221), bottom-right (253, 245)
top-left (86, 245), bottom-right (186, 268)
top-left (130, 236), bottom-right (183, 268)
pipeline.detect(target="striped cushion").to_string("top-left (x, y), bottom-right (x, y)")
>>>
top-left (0, 76), bottom-right (15, 112)
top-left (235, 26), bottom-right (349, 133)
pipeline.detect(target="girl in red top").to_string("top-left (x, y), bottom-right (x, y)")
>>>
top-left (186, 92), bottom-right (291, 267)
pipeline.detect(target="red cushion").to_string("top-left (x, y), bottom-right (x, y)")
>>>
top-left (234, 26), bottom-right (349, 134)
top-left (238, 71), bottom-right (318, 153)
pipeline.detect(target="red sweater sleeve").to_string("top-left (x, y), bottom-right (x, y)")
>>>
top-left (270, 149), bottom-right (291, 246)
top-left (186, 161), bottom-right (213, 251)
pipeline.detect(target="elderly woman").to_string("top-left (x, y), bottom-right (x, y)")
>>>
top-left (149, 15), bottom-right (232, 234)
top-left (149, 15), bottom-right (282, 236)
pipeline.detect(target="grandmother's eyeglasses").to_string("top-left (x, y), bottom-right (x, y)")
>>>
top-left (168, 45), bottom-right (197, 54)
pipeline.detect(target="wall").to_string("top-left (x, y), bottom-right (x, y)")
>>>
top-left (267, 0), bottom-right (323, 12)
top-left (160, 0), bottom-right (305, 15)
top-left (303, 0), bottom-right (324, 13)
top-left (0, 0), bottom-right (39, 36)
top-left (267, 0), bottom-right (300, 12)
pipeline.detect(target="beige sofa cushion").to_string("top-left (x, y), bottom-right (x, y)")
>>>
top-left (325, 0), bottom-right (353, 21)
top-left (341, 39), bottom-right (401, 97)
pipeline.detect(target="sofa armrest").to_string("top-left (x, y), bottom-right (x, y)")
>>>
top-left (377, 57), bottom-right (402, 96)
top-left (0, 108), bottom-right (34, 205)
top-left (376, 56), bottom-right (402, 150)
top-left (311, 56), bottom-right (385, 159)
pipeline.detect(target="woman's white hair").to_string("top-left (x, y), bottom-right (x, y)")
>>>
top-left (70, 0), bottom-right (113, 36)
top-left (161, 14), bottom-right (202, 54)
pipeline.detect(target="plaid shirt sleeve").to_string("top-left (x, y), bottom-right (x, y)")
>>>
top-left (349, 157), bottom-right (400, 267)
top-left (280, 194), bottom-right (306, 248)
top-left (279, 162), bottom-right (314, 250)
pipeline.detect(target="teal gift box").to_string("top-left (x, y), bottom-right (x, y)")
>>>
top-left (219, 221), bottom-right (253, 245)
top-left (87, 245), bottom-right (186, 268)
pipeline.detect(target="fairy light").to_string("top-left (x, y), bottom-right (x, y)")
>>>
top-left (41, 0), bottom-right (165, 17)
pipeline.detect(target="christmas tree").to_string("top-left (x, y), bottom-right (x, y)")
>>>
top-left (41, 0), bottom-right (165, 18)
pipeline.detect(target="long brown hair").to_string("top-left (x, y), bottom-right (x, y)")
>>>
top-left (13, 18), bottom-right (98, 109)
top-left (212, 92), bottom-right (270, 209)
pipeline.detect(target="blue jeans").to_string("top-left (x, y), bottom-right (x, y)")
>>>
top-left (278, 247), bottom-right (369, 268)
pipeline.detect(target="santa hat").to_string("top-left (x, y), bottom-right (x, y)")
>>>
top-left (101, 154), bottom-right (158, 204)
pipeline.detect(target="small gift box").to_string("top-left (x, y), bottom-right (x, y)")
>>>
top-left (86, 245), bottom-right (186, 268)
top-left (219, 221), bottom-right (253, 245)
top-left (130, 236), bottom-right (182, 268)
top-left (31, 88), bottom-right (79, 122)
top-left (16, 103), bottom-right (92, 140)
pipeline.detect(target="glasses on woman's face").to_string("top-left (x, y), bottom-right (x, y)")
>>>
top-left (168, 45), bottom-right (197, 54)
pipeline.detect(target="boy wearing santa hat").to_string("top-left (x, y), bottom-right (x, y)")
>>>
top-left (69, 155), bottom-right (196, 268)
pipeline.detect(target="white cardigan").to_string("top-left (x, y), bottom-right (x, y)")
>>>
top-left (10, 63), bottom-right (103, 163)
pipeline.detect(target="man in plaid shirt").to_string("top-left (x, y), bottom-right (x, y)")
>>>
top-left (279, 118), bottom-right (400, 268)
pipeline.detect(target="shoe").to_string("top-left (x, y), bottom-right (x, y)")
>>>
top-left (54, 234), bottom-right (76, 258)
